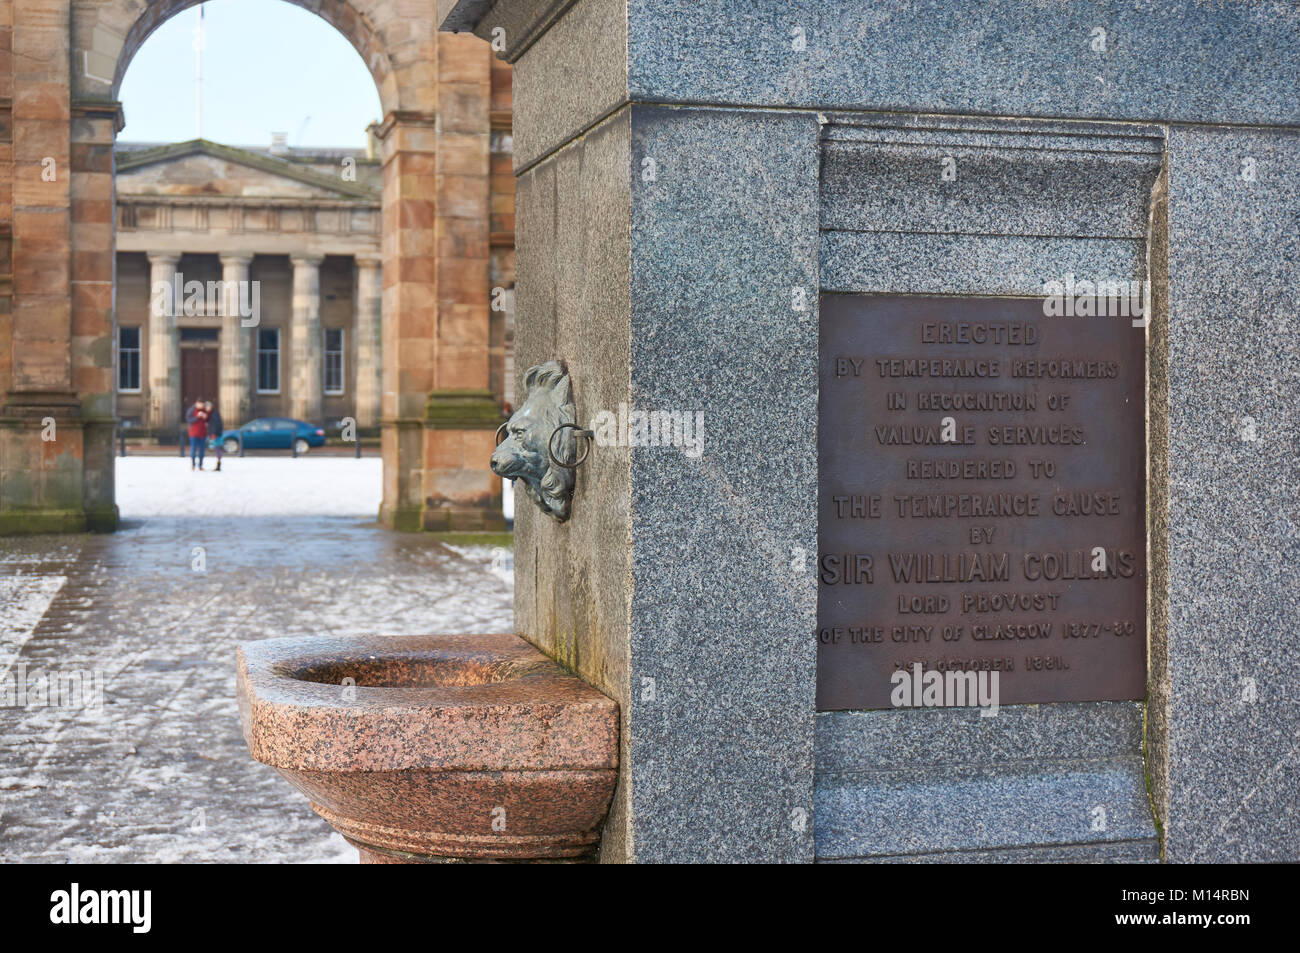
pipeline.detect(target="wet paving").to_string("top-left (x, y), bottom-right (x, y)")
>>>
top-left (0, 516), bottom-right (513, 863)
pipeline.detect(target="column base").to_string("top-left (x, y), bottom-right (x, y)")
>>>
top-left (378, 500), bottom-right (505, 534)
top-left (85, 504), bottom-right (120, 534)
top-left (380, 393), bottom-right (506, 534)
top-left (0, 392), bottom-right (117, 535)
top-left (378, 502), bottom-right (423, 532)
top-left (0, 509), bottom-right (88, 535)
top-left (422, 389), bottom-right (504, 530)
top-left (420, 504), bottom-right (507, 533)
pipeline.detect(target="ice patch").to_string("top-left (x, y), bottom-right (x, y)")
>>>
top-left (299, 832), bottom-right (361, 864)
top-left (0, 575), bottom-right (66, 676)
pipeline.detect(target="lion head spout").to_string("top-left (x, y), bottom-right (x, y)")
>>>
top-left (490, 360), bottom-right (577, 521)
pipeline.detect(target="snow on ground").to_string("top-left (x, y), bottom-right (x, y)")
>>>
top-left (0, 576), bottom-right (67, 676)
top-left (1, 462), bottom-right (516, 864)
top-left (116, 456), bottom-right (383, 518)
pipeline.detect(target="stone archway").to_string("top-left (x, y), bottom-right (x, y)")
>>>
top-left (0, 0), bottom-right (505, 533)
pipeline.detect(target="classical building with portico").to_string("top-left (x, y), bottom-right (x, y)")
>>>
top-left (0, 1), bottom-right (517, 532)
top-left (113, 137), bottom-right (388, 436)
top-left (113, 132), bottom-right (516, 441)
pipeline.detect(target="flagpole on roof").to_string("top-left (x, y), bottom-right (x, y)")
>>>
top-left (194, 5), bottom-right (205, 140)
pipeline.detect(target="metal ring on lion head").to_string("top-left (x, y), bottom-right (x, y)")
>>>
top-left (547, 423), bottom-right (594, 470)
top-left (494, 422), bottom-right (509, 447)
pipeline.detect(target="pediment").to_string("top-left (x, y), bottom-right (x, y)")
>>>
top-left (116, 140), bottom-right (375, 201)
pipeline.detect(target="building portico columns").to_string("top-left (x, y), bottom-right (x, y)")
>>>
top-left (354, 255), bottom-right (382, 429)
top-left (218, 254), bottom-right (254, 428)
top-left (146, 252), bottom-right (181, 431)
top-left (290, 255), bottom-right (324, 424)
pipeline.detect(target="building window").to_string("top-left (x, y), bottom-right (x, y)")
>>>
top-left (118, 326), bottom-right (141, 392)
top-left (323, 328), bottom-right (344, 395)
top-left (257, 328), bottom-right (280, 393)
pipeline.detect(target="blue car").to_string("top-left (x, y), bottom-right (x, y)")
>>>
top-left (218, 417), bottom-right (326, 454)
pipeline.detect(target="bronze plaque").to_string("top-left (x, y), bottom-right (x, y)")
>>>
top-left (817, 295), bottom-right (1146, 710)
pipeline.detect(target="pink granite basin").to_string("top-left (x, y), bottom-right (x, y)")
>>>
top-left (237, 634), bottom-right (619, 863)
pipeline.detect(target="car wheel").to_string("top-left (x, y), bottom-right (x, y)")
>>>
top-left (222, 437), bottom-right (239, 453)
top-left (293, 437), bottom-right (310, 455)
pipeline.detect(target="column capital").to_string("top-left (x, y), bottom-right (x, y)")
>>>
top-left (375, 110), bottom-right (438, 140)
top-left (355, 254), bottom-right (383, 270)
top-left (219, 253), bottom-right (254, 268)
top-left (71, 99), bottom-right (126, 134)
top-left (290, 254), bottom-right (325, 269)
top-left (146, 251), bottom-right (182, 267)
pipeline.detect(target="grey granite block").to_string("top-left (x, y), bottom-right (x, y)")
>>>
top-left (1156, 126), bottom-right (1300, 863)
top-left (510, 0), bottom-right (628, 173)
top-left (448, 1), bottom-right (1298, 168)
top-left (816, 757), bottom-right (1155, 860)
top-left (449, 0), bottom-right (1300, 167)
top-left (626, 0), bottom-right (1300, 126)
top-left (818, 116), bottom-right (1160, 296)
top-left (513, 110), bottom-right (636, 861)
top-left (816, 703), bottom-right (1158, 861)
top-left (821, 140), bottom-right (1161, 239)
top-left (822, 115), bottom-right (1166, 155)
top-left (821, 232), bottom-right (1143, 297)
top-left (818, 702), bottom-right (1146, 769)
top-left (824, 840), bottom-right (1160, 863)
top-left (625, 106), bottom-right (822, 861)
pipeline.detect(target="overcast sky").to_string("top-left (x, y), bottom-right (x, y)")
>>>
top-left (118, 0), bottom-right (383, 149)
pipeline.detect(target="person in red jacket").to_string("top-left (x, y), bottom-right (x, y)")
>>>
top-left (185, 400), bottom-right (208, 471)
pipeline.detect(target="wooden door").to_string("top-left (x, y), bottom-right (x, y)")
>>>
top-left (180, 347), bottom-right (219, 421)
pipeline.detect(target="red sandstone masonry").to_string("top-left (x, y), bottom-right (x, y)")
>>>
top-left (3, 1), bottom-right (515, 531)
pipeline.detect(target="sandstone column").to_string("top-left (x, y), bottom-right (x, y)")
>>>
top-left (354, 255), bottom-right (382, 428)
top-left (0, 1), bottom-right (82, 534)
top-left (219, 254), bottom-right (253, 428)
top-left (70, 100), bottom-right (123, 532)
top-left (146, 252), bottom-right (181, 432)
top-left (419, 34), bottom-right (502, 531)
top-left (377, 115), bottom-right (436, 530)
top-left (290, 255), bottom-right (323, 423)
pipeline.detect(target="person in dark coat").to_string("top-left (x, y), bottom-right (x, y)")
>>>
top-left (204, 401), bottom-right (224, 472)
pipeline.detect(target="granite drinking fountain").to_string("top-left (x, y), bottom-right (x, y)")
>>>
top-left (237, 363), bottom-right (616, 863)
top-left (237, 633), bottom-right (618, 863)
